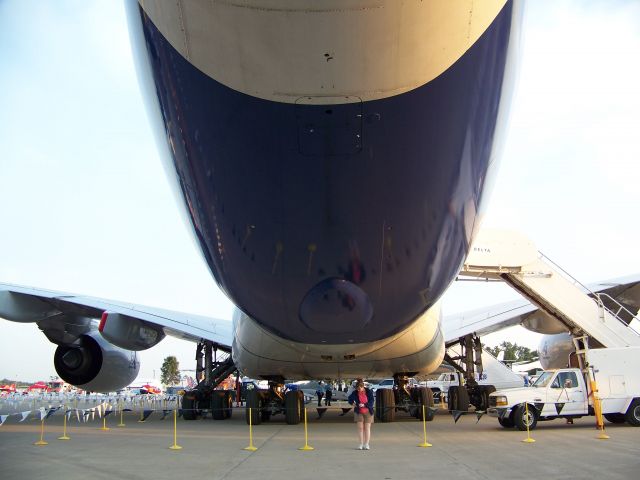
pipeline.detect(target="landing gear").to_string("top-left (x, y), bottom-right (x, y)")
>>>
top-left (471, 385), bottom-right (496, 412)
top-left (181, 340), bottom-right (236, 421)
top-left (181, 392), bottom-right (200, 420)
top-left (448, 385), bottom-right (470, 412)
top-left (444, 334), bottom-right (497, 413)
top-left (285, 390), bottom-right (304, 425)
top-left (243, 379), bottom-right (303, 425)
top-left (412, 387), bottom-right (435, 421)
top-left (375, 389), bottom-right (396, 422)
top-left (211, 390), bottom-right (233, 420)
top-left (373, 374), bottom-right (435, 423)
top-left (245, 388), bottom-right (264, 425)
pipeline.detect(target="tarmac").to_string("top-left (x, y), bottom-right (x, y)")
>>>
top-left (0, 400), bottom-right (638, 480)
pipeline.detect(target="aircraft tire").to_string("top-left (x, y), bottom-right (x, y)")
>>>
top-left (211, 391), bottom-right (225, 420)
top-left (448, 386), bottom-right (469, 413)
top-left (285, 390), bottom-right (302, 425)
top-left (375, 388), bottom-right (395, 422)
top-left (625, 398), bottom-right (640, 426)
top-left (245, 389), bottom-right (262, 425)
top-left (414, 387), bottom-right (435, 421)
top-left (223, 390), bottom-right (233, 418)
top-left (475, 385), bottom-right (496, 412)
top-left (513, 403), bottom-right (537, 431)
top-left (182, 393), bottom-right (199, 420)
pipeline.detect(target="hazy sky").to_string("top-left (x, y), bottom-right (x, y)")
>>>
top-left (1, 1), bottom-right (639, 382)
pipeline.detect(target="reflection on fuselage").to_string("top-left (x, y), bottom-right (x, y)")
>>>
top-left (129, 0), bottom-right (519, 347)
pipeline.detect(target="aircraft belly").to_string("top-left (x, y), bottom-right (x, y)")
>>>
top-left (231, 305), bottom-right (445, 379)
top-left (127, 1), bottom-right (517, 344)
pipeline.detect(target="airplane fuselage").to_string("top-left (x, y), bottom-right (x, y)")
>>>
top-left (126, 0), bottom-right (520, 378)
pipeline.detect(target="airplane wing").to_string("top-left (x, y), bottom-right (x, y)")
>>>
top-left (442, 274), bottom-right (640, 345)
top-left (0, 282), bottom-right (233, 349)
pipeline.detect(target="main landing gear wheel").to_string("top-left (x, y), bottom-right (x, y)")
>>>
top-left (245, 389), bottom-right (263, 425)
top-left (223, 390), bottom-right (233, 419)
top-left (285, 390), bottom-right (303, 425)
top-left (448, 386), bottom-right (469, 413)
top-left (474, 385), bottom-right (496, 412)
top-left (375, 389), bottom-right (395, 422)
top-left (212, 391), bottom-right (232, 420)
top-left (182, 393), bottom-right (200, 420)
top-left (413, 387), bottom-right (435, 421)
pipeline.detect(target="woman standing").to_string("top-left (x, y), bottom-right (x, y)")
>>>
top-left (347, 380), bottom-right (374, 450)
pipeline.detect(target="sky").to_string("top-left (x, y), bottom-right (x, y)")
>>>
top-left (1, 1), bottom-right (639, 383)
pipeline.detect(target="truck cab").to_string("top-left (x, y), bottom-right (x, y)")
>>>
top-left (488, 346), bottom-right (640, 431)
top-left (530, 369), bottom-right (588, 416)
top-left (488, 368), bottom-right (589, 429)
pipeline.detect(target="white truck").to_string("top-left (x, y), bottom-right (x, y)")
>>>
top-left (487, 347), bottom-right (640, 430)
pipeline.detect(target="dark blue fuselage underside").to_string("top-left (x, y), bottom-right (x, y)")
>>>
top-left (137, 3), bottom-right (513, 344)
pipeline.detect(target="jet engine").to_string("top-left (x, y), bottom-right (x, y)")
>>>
top-left (54, 331), bottom-right (139, 392)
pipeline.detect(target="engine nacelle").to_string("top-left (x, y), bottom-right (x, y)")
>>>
top-left (54, 331), bottom-right (140, 392)
top-left (538, 332), bottom-right (575, 370)
top-left (98, 311), bottom-right (165, 351)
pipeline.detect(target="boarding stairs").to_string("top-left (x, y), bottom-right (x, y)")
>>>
top-left (460, 230), bottom-right (640, 349)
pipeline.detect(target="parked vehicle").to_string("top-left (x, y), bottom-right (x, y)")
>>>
top-left (488, 347), bottom-right (640, 430)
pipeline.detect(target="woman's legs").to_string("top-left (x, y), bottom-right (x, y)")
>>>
top-left (363, 422), bottom-right (371, 446)
top-left (357, 421), bottom-right (364, 446)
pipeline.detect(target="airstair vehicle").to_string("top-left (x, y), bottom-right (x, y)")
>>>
top-left (438, 229), bottom-right (640, 416)
top-left (449, 229), bottom-right (640, 429)
top-left (461, 229), bottom-right (640, 350)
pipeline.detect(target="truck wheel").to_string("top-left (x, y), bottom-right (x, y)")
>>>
top-left (448, 386), bottom-right (469, 412)
top-left (182, 393), bottom-right (199, 420)
top-left (245, 389), bottom-right (262, 425)
top-left (285, 390), bottom-right (301, 425)
top-left (498, 415), bottom-right (515, 428)
top-left (604, 413), bottom-right (626, 424)
top-left (375, 388), bottom-right (396, 422)
top-left (625, 399), bottom-right (640, 426)
top-left (513, 404), bottom-right (537, 431)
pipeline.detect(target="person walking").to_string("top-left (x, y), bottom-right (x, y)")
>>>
top-left (347, 379), bottom-right (374, 450)
top-left (316, 381), bottom-right (324, 407)
top-left (324, 382), bottom-right (333, 406)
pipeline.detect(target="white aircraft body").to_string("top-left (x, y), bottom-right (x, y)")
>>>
top-left (1, 0), bottom-right (639, 423)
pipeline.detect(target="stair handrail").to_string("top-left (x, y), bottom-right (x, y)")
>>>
top-left (594, 292), bottom-right (640, 336)
top-left (538, 252), bottom-right (593, 294)
top-left (540, 251), bottom-right (640, 336)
